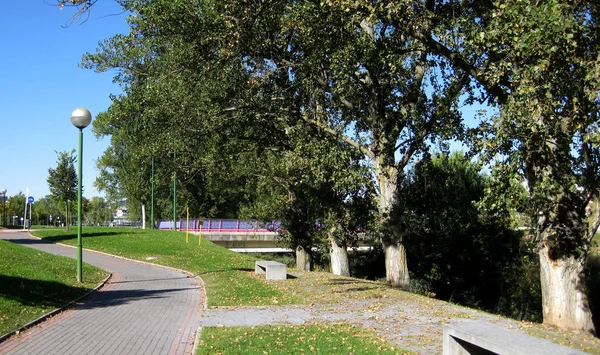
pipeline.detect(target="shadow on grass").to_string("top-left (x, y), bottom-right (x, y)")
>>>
top-left (327, 278), bottom-right (368, 285)
top-left (333, 286), bottom-right (377, 293)
top-left (235, 268), bottom-right (254, 272)
top-left (0, 274), bottom-right (90, 309)
top-left (41, 231), bottom-right (124, 243)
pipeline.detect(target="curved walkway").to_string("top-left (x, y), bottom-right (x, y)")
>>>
top-left (0, 230), bottom-right (203, 355)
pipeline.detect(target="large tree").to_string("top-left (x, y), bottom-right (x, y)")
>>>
top-left (75, 0), bottom-right (466, 288)
top-left (414, 1), bottom-right (600, 333)
top-left (206, 0), bottom-right (466, 288)
top-left (47, 150), bottom-right (77, 231)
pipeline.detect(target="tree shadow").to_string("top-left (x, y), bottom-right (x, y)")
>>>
top-left (42, 231), bottom-right (123, 243)
top-left (327, 278), bottom-right (368, 285)
top-left (332, 286), bottom-right (376, 293)
top-left (0, 274), bottom-right (199, 312)
top-left (0, 274), bottom-right (91, 309)
top-left (77, 286), bottom-right (199, 309)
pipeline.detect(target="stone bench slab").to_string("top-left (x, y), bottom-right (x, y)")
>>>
top-left (255, 260), bottom-right (287, 280)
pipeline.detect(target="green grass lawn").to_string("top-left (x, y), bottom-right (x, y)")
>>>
top-left (32, 227), bottom-right (301, 307)
top-left (197, 323), bottom-right (415, 355)
top-left (0, 240), bottom-right (107, 335)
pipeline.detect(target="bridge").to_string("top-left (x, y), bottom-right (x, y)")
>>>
top-left (155, 219), bottom-right (371, 253)
top-left (156, 219), bottom-right (287, 252)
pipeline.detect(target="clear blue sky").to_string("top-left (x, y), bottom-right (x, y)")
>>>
top-left (0, 1), bottom-right (129, 200)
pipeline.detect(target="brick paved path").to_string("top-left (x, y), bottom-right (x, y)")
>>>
top-left (0, 231), bottom-right (203, 355)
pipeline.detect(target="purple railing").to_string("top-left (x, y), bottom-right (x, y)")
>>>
top-left (156, 219), bottom-right (280, 232)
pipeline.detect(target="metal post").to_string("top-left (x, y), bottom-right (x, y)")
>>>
top-left (77, 128), bottom-right (83, 282)
top-left (23, 188), bottom-right (28, 230)
top-left (173, 145), bottom-right (177, 231)
top-left (0, 189), bottom-right (5, 226)
top-left (151, 157), bottom-right (154, 230)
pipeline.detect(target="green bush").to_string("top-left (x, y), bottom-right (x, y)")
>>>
top-left (398, 152), bottom-right (542, 320)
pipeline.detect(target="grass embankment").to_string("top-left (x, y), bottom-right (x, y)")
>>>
top-left (33, 227), bottom-right (300, 306)
top-left (0, 240), bottom-right (107, 335)
top-left (196, 323), bottom-right (412, 354)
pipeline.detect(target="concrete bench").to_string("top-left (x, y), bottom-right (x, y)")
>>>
top-left (255, 260), bottom-right (287, 280)
top-left (443, 321), bottom-right (588, 355)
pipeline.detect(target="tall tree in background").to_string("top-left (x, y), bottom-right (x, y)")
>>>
top-left (47, 150), bottom-right (77, 231)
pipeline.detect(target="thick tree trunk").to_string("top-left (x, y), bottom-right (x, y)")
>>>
top-left (141, 203), bottom-right (146, 230)
top-left (296, 245), bottom-right (312, 271)
top-left (329, 228), bottom-right (350, 276)
top-left (375, 158), bottom-right (410, 288)
top-left (384, 242), bottom-right (410, 288)
top-left (539, 243), bottom-right (595, 334)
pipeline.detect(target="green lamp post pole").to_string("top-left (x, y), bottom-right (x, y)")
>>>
top-left (0, 189), bottom-right (6, 227)
top-left (71, 108), bottom-right (92, 283)
top-left (173, 144), bottom-right (177, 231)
top-left (151, 157), bottom-right (155, 230)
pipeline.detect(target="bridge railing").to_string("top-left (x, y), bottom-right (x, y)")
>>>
top-left (156, 219), bottom-right (281, 232)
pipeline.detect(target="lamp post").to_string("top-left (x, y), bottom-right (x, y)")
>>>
top-left (0, 189), bottom-right (6, 227)
top-left (71, 108), bottom-right (92, 283)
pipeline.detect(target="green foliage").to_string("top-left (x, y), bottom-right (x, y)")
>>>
top-left (47, 150), bottom-right (77, 203)
top-left (398, 152), bottom-right (540, 320)
top-left (241, 129), bottom-right (376, 266)
top-left (85, 196), bottom-right (113, 225)
top-left (47, 150), bottom-right (78, 231)
top-left (5, 193), bottom-right (25, 226)
top-left (0, 240), bottom-right (107, 335)
top-left (197, 323), bottom-right (412, 355)
top-left (31, 195), bottom-right (62, 225)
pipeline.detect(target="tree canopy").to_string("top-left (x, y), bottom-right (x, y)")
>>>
top-left (71, 0), bottom-right (600, 333)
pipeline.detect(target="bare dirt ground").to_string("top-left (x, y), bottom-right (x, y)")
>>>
top-left (203, 270), bottom-right (600, 354)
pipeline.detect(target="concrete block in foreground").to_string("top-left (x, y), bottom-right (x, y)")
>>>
top-left (443, 321), bottom-right (588, 355)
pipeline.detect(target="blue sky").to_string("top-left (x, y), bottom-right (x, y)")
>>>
top-left (0, 1), bottom-right (129, 199)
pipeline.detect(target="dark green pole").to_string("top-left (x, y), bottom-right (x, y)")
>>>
top-left (173, 145), bottom-right (177, 230)
top-left (77, 128), bottom-right (83, 283)
top-left (151, 157), bottom-right (155, 230)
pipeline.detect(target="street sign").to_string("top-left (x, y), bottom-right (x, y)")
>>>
top-left (28, 196), bottom-right (34, 204)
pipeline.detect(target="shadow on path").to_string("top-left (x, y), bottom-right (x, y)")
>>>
top-left (78, 286), bottom-right (200, 309)
top-left (0, 275), bottom-right (92, 309)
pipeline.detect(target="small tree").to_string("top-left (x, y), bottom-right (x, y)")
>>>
top-left (47, 150), bottom-right (77, 231)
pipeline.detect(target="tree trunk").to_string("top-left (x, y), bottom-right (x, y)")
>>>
top-left (384, 242), bottom-right (410, 288)
top-left (141, 203), bottom-right (146, 230)
top-left (375, 158), bottom-right (410, 288)
top-left (329, 227), bottom-right (350, 276)
top-left (538, 243), bottom-right (595, 334)
top-left (296, 245), bottom-right (312, 271)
